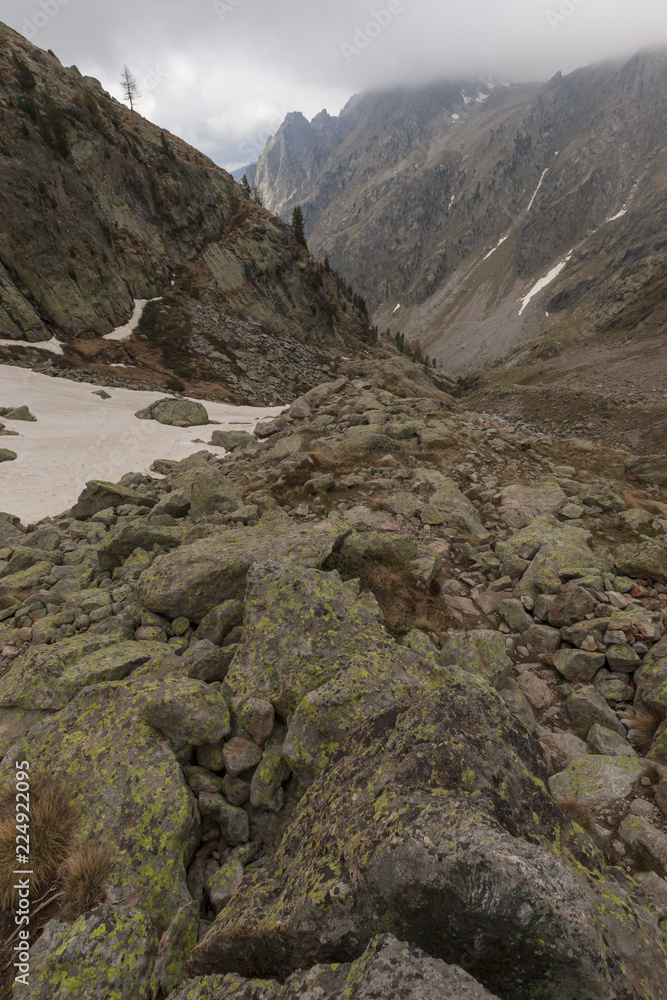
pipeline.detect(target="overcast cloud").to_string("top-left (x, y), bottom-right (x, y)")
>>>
top-left (3, 0), bottom-right (667, 169)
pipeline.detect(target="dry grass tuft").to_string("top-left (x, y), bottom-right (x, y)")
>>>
top-left (0, 775), bottom-right (78, 908)
top-left (59, 844), bottom-right (111, 919)
top-left (326, 545), bottom-right (454, 639)
top-left (556, 798), bottom-right (595, 834)
top-left (627, 706), bottom-right (665, 754)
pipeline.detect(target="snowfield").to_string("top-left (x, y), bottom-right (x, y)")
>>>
top-left (0, 365), bottom-right (282, 523)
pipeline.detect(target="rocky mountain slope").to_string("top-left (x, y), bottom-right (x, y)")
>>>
top-left (0, 22), bottom-right (375, 405)
top-left (2, 355), bottom-right (667, 998)
top-left (249, 52), bottom-right (667, 438)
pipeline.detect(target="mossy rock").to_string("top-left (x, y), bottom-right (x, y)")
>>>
top-left (97, 523), bottom-right (184, 571)
top-left (440, 629), bottom-right (512, 688)
top-left (0, 637), bottom-right (168, 710)
top-left (414, 467), bottom-right (487, 536)
top-left (136, 398), bottom-right (209, 427)
top-left (223, 559), bottom-right (445, 785)
top-left (15, 905), bottom-right (158, 1000)
top-left (497, 516), bottom-right (597, 600)
top-left (70, 480), bottom-right (159, 519)
top-left (190, 683), bottom-right (667, 998)
top-left (615, 536), bottom-right (667, 584)
top-left (0, 560), bottom-right (53, 599)
top-left (136, 511), bottom-right (348, 622)
top-left (0, 679), bottom-right (200, 934)
top-left (176, 934), bottom-right (500, 999)
top-left (548, 755), bottom-right (652, 810)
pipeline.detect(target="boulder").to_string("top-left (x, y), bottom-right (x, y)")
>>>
top-left (548, 583), bottom-right (596, 628)
top-left (561, 686), bottom-right (626, 737)
top-left (97, 523), bottom-right (183, 570)
top-left (1, 404), bottom-right (35, 421)
top-left (0, 637), bottom-right (166, 710)
top-left (553, 649), bottom-right (606, 683)
top-left (19, 905), bottom-right (158, 1000)
top-left (0, 680), bottom-right (199, 934)
top-left (498, 480), bottom-right (566, 525)
top-left (414, 467), bottom-right (487, 536)
top-left (210, 430), bottom-right (255, 450)
top-left (224, 559), bottom-right (445, 785)
top-left (151, 901), bottom-right (200, 1000)
top-left (189, 685), bottom-right (667, 999)
top-left (440, 629), bottom-right (512, 687)
top-left (136, 397), bottom-right (209, 427)
top-left (140, 678), bottom-right (231, 745)
top-left (0, 447), bottom-right (16, 462)
top-left (615, 536), bottom-right (667, 583)
top-left (176, 934), bottom-right (502, 1000)
top-left (625, 453), bottom-right (667, 486)
top-left (71, 480), bottom-right (159, 519)
top-left (634, 637), bottom-right (667, 712)
top-left (586, 723), bottom-right (637, 757)
top-left (496, 516), bottom-right (597, 601)
top-left (136, 511), bottom-right (347, 622)
top-left (549, 755), bottom-right (651, 809)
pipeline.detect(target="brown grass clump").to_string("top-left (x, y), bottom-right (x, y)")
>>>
top-left (59, 844), bottom-right (111, 919)
top-left (556, 798), bottom-right (595, 834)
top-left (627, 706), bottom-right (665, 754)
top-left (326, 545), bottom-right (454, 639)
top-left (0, 775), bottom-right (78, 908)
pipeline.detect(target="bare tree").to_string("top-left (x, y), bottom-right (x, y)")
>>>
top-left (120, 66), bottom-right (141, 111)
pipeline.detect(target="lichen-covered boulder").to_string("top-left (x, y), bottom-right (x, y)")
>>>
top-left (414, 467), bottom-right (487, 536)
top-left (189, 684), bottom-right (667, 999)
top-left (0, 680), bottom-right (200, 934)
top-left (140, 678), bottom-right (231, 745)
top-left (150, 901), bottom-right (200, 1000)
top-left (625, 453), bottom-right (667, 486)
top-left (0, 637), bottom-right (166, 710)
top-left (14, 905), bottom-right (158, 1000)
top-left (97, 523), bottom-right (184, 571)
top-left (440, 629), bottom-right (512, 687)
top-left (224, 560), bottom-right (445, 785)
top-left (615, 536), bottom-right (667, 584)
top-left (136, 397), bottom-right (209, 427)
top-left (0, 560), bottom-right (53, 599)
top-left (496, 516), bottom-right (597, 600)
top-left (70, 479), bottom-right (159, 519)
top-left (548, 755), bottom-right (652, 809)
top-left (498, 480), bottom-right (566, 524)
top-left (174, 934), bottom-right (501, 1000)
top-left (634, 636), bottom-right (667, 712)
top-left (136, 511), bottom-right (348, 622)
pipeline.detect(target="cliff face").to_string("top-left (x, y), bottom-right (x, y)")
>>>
top-left (249, 53), bottom-right (667, 378)
top-left (0, 23), bottom-right (375, 403)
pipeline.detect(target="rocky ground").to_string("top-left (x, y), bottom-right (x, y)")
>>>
top-left (1, 355), bottom-right (667, 999)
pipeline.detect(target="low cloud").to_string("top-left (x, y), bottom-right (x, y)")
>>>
top-left (3, 0), bottom-right (666, 168)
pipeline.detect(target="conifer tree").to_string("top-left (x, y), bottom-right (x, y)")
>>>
top-left (291, 206), bottom-right (307, 247)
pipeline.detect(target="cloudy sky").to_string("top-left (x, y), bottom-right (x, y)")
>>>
top-left (4, 0), bottom-right (667, 169)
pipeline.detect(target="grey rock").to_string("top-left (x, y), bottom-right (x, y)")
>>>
top-left (136, 397), bottom-right (209, 427)
top-left (585, 723), bottom-right (637, 756)
top-left (553, 649), bottom-right (606, 683)
top-left (549, 755), bottom-right (651, 809)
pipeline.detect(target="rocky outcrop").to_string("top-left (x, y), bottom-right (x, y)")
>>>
top-left (1, 355), bottom-right (667, 1000)
top-left (0, 22), bottom-right (374, 403)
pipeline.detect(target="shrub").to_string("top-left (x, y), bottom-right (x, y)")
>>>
top-left (0, 775), bottom-right (78, 907)
top-left (59, 844), bottom-right (111, 919)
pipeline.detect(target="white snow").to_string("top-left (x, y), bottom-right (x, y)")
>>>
top-left (103, 298), bottom-right (162, 342)
top-left (451, 113), bottom-right (460, 121)
top-left (393, 304), bottom-right (401, 314)
top-left (476, 92), bottom-right (490, 103)
top-left (0, 365), bottom-right (282, 523)
top-left (460, 91), bottom-right (473, 105)
top-left (0, 336), bottom-right (64, 356)
top-left (606, 207), bottom-right (628, 222)
top-left (449, 194), bottom-right (456, 208)
top-left (526, 169), bottom-right (548, 213)
top-left (483, 234), bottom-right (509, 261)
top-left (519, 252), bottom-right (573, 315)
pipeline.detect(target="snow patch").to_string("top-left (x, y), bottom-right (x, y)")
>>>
top-left (483, 234), bottom-right (509, 261)
top-left (526, 169), bottom-right (549, 213)
top-left (0, 364), bottom-right (283, 523)
top-left (104, 297), bottom-right (162, 342)
top-left (460, 91), bottom-right (473, 105)
top-left (476, 92), bottom-right (490, 103)
top-left (451, 113), bottom-right (460, 121)
top-left (0, 336), bottom-right (64, 355)
top-left (519, 251), bottom-right (573, 315)
top-left (393, 304), bottom-right (401, 314)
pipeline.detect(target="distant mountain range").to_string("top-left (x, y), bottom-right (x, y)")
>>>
top-left (248, 52), bottom-right (667, 383)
